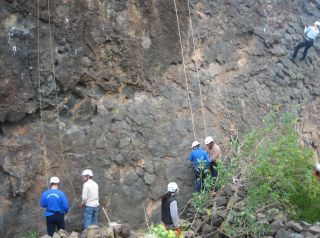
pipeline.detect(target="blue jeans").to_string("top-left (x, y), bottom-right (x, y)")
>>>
top-left (83, 206), bottom-right (99, 229)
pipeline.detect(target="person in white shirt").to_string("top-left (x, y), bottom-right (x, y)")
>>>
top-left (81, 169), bottom-right (99, 229)
top-left (290, 21), bottom-right (320, 62)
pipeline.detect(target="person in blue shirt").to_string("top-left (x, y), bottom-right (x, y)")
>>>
top-left (189, 141), bottom-right (211, 192)
top-left (40, 177), bottom-right (69, 237)
top-left (290, 21), bottom-right (320, 62)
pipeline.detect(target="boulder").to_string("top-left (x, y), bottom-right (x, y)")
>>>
top-left (121, 223), bottom-right (131, 238)
top-left (287, 221), bottom-right (304, 233)
top-left (270, 220), bottom-right (284, 235)
top-left (57, 229), bottom-right (69, 238)
top-left (68, 232), bottom-right (80, 238)
top-left (275, 229), bottom-right (290, 238)
top-left (309, 225), bottom-right (320, 234)
top-left (109, 222), bottom-right (122, 236)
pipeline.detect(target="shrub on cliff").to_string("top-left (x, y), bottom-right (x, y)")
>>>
top-left (243, 110), bottom-right (320, 222)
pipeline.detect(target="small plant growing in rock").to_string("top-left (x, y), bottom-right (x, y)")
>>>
top-left (151, 224), bottom-right (182, 238)
top-left (23, 230), bottom-right (38, 238)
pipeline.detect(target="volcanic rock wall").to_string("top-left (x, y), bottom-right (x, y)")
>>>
top-left (1, 0), bottom-right (320, 236)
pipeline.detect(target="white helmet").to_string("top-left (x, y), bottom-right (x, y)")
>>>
top-left (50, 176), bottom-right (60, 184)
top-left (167, 182), bottom-right (179, 193)
top-left (316, 163), bottom-right (320, 172)
top-left (191, 141), bottom-right (200, 148)
top-left (315, 21), bottom-right (320, 27)
top-left (82, 169), bottom-right (93, 177)
top-left (204, 136), bottom-right (214, 145)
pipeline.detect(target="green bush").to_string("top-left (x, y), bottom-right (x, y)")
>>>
top-left (23, 230), bottom-right (38, 238)
top-left (192, 110), bottom-right (320, 237)
top-left (243, 111), bottom-right (320, 222)
top-left (151, 224), bottom-right (182, 238)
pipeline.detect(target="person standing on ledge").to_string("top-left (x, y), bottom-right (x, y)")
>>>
top-left (290, 21), bottom-right (320, 62)
top-left (40, 177), bottom-right (69, 237)
top-left (81, 169), bottom-right (99, 229)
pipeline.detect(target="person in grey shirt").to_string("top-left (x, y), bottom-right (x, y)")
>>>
top-left (290, 21), bottom-right (320, 62)
top-left (161, 182), bottom-right (182, 236)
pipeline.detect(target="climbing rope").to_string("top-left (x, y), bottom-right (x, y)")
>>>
top-left (173, 0), bottom-right (197, 141)
top-left (288, 0), bottom-right (294, 22)
top-left (186, 0), bottom-right (208, 138)
top-left (47, 0), bottom-right (78, 200)
top-left (37, 0), bottom-right (49, 189)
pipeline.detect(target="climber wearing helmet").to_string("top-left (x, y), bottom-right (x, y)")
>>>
top-left (205, 136), bottom-right (221, 178)
top-left (189, 141), bottom-right (211, 192)
top-left (290, 21), bottom-right (320, 62)
top-left (40, 177), bottom-right (69, 237)
top-left (314, 163), bottom-right (320, 180)
top-left (161, 182), bottom-right (182, 237)
top-left (81, 169), bottom-right (99, 229)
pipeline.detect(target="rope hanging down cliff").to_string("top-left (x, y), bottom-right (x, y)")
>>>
top-left (186, 0), bottom-right (208, 138)
top-left (173, 0), bottom-right (209, 141)
top-left (47, 0), bottom-right (78, 200)
top-left (173, 0), bottom-right (197, 141)
top-left (37, 0), bottom-right (49, 189)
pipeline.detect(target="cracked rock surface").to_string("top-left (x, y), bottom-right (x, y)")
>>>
top-left (1, 0), bottom-right (320, 236)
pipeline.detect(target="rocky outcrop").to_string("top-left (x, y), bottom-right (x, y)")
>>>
top-left (40, 223), bottom-right (135, 238)
top-left (1, 0), bottom-right (320, 237)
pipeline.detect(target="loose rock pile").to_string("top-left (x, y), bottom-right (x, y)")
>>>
top-left (177, 184), bottom-right (320, 238)
top-left (40, 223), bottom-right (136, 238)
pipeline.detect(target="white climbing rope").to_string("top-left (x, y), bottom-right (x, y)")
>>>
top-left (37, 0), bottom-right (49, 189)
top-left (173, 0), bottom-right (197, 141)
top-left (47, 0), bottom-right (78, 200)
top-left (186, 0), bottom-right (208, 138)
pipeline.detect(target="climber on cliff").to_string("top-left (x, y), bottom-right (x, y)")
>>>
top-left (81, 169), bottom-right (100, 229)
top-left (290, 21), bottom-right (320, 62)
top-left (205, 136), bottom-right (221, 178)
top-left (189, 141), bottom-right (211, 192)
top-left (40, 176), bottom-right (70, 237)
top-left (161, 182), bottom-right (182, 237)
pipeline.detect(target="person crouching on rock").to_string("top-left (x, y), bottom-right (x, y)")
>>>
top-left (290, 21), bottom-right (320, 62)
top-left (81, 169), bottom-right (99, 229)
top-left (161, 182), bottom-right (182, 237)
top-left (40, 177), bottom-right (70, 237)
top-left (189, 141), bottom-right (211, 192)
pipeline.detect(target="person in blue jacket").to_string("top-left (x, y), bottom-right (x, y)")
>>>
top-left (40, 177), bottom-right (69, 237)
top-left (189, 141), bottom-right (211, 192)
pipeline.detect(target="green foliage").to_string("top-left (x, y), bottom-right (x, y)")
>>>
top-left (223, 210), bottom-right (270, 238)
top-left (192, 110), bottom-right (320, 237)
top-left (151, 224), bottom-right (181, 238)
top-left (23, 230), bottom-right (38, 238)
top-left (244, 111), bottom-right (320, 222)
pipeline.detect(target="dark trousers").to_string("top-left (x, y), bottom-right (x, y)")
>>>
top-left (194, 167), bottom-right (209, 192)
top-left (292, 38), bottom-right (313, 60)
top-left (46, 213), bottom-right (65, 237)
top-left (210, 161), bottom-right (218, 178)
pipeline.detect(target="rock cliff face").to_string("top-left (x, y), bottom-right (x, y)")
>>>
top-left (1, 0), bottom-right (320, 236)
